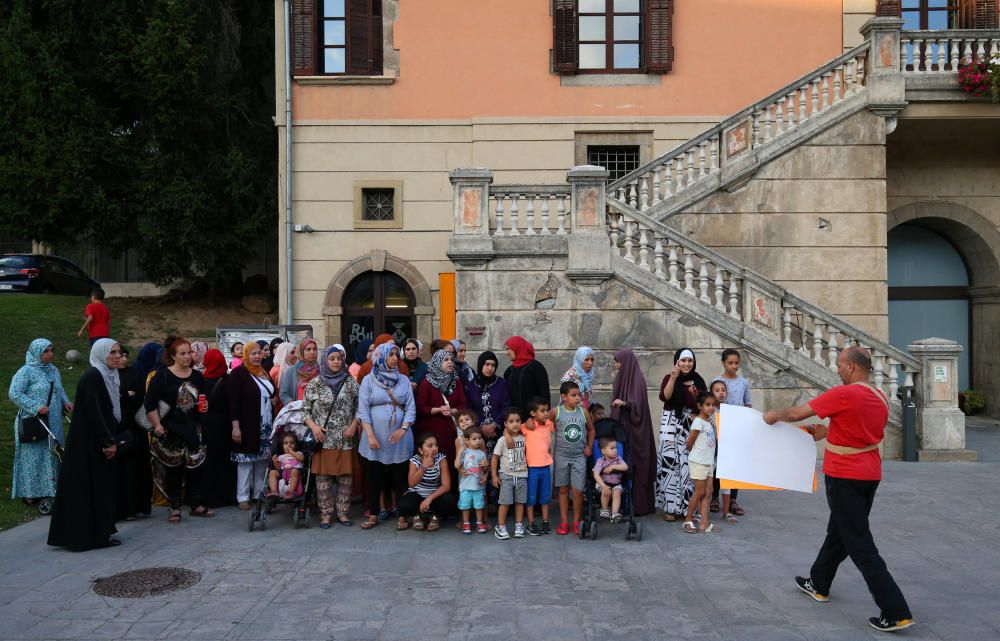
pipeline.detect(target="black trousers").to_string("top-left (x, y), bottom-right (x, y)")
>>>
top-left (398, 490), bottom-right (457, 518)
top-left (165, 464), bottom-right (203, 509)
top-left (810, 475), bottom-right (911, 620)
top-left (364, 459), bottom-right (407, 514)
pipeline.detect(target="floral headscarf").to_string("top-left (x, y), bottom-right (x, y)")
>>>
top-left (25, 338), bottom-right (61, 386)
top-left (371, 343), bottom-right (400, 388)
top-left (296, 338), bottom-right (319, 383)
top-left (425, 349), bottom-right (457, 396)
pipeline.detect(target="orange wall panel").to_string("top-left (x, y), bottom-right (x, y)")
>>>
top-left (296, 0), bottom-right (844, 121)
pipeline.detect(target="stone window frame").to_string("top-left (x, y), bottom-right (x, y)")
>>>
top-left (353, 179), bottom-right (403, 229)
top-left (574, 131), bottom-right (654, 169)
top-left (292, 0), bottom-right (400, 84)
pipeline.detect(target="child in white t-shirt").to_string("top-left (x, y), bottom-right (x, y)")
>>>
top-left (684, 391), bottom-right (719, 534)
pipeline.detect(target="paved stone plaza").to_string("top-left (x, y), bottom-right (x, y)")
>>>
top-left (0, 425), bottom-right (996, 641)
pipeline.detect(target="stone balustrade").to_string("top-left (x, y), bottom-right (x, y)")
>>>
top-left (901, 30), bottom-right (1000, 73)
top-left (489, 186), bottom-right (571, 237)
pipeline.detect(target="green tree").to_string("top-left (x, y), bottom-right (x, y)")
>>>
top-left (0, 1), bottom-right (276, 287)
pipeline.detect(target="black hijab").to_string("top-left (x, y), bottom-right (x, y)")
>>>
top-left (661, 347), bottom-right (707, 419)
top-left (475, 351), bottom-right (499, 388)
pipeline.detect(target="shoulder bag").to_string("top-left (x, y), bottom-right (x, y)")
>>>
top-left (18, 383), bottom-right (54, 444)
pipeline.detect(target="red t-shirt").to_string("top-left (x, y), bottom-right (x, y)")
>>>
top-left (85, 302), bottom-right (110, 339)
top-left (809, 384), bottom-right (888, 481)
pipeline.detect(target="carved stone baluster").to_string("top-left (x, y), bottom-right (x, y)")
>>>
top-left (524, 194), bottom-right (536, 235)
top-left (782, 304), bottom-right (793, 347)
top-left (683, 252), bottom-right (696, 296)
top-left (698, 141), bottom-right (708, 179)
top-left (556, 194), bottom-right (567, 234)
top-left (663, 162), bottom-right (673, 198)
top-left (827, 327), bottom-right (839, 371)
top-left (810, 78), bottom-right (820, 116)
top-left (675, 157), bottom-right (686, 190)
top-left (813, 320), bottom-right (825, 364)
top-left (699, 259), bottom-right (711, 303)
top-left (539, 195), bottom-right (550, 235)
top-left (608, 211), bottom-right (620, 246)
top-left (710, 137), bottom-right (719, 173)
top-left (638, 227), bottom-right (650, 270)
top-left (921, 39), bottom-right (933, 71)
top-left (821, 71), bottom-right (831, 109)
top-left (774, 98), bottom-right (784, 134)
top-left (668, 243), bottom-right (680, 288)
top-left (639, 176), bottom-right (649, 211)
top-left (799, 85), bottom-right (808, 122)
top-left (935, 39), bottom-right (946, 72)
top-left (508, 193), bottom-right (520, 235)
top-left (900, 38), bottom-right (911, 71)
top-left (785, 93), bottom-right (796, 128)
top-left (686, 149), bottom-right (696, 185)
top-left (873, 351), bottom-right (886, 393)
top-left (977, 38), bottom-right (986, 62)
top-left (714, 267), bottom-right (726, 311)
top-left (949, 38), bottom-right (959, 71)
top-left (494, 195), bottom-right (505, 237)
top-left (762, 105), bottom-right (773, 142)
top-left (856, 54), bottom-right (866, 85)
top-left (651, 165), bottom-right (662, 206)
top-left (623, 219), bottom-right (635, 263)
top-left (845, 59), bottom-right (856, 95)
top-left (616, 186), bottom-right (625, 202)
top-left (653, 235), bottom-right (665, 278)
top-left (888, 357), bottom-right (900, 399)
top-left (728, 275), bottom-right (740, 318)
top-left (832, 65), bottom-right (842, 103)
top-left (752, 110), bottom-right (761, 147)
top-left (628, 180), bottom-right (638, 209)
top-left (799, 315), bottom-right (811, 355)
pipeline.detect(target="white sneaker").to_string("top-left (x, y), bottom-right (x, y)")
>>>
top-left (513, 522), bottom-right (525, 538)
top-left (494, 524), bottom-right (510, 540)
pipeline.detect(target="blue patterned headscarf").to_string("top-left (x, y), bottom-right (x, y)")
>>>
top-left (371, 343), bottom-right (399, 387)
top-left (572, 346), bottom-right (596, 395)
top-left (25, 338), bottom-right (53, 370)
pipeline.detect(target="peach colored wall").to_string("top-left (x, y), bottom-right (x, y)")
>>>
top-left (295, 0), bottom-right (844, 121)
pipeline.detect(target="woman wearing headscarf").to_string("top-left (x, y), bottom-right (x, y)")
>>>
top-left (269, 342), bottom-right (297, 411)
top-left (263, 338), bottom-right (283, 372)
top-left (228, 342), bottom-right (276, 510)
top-left (280, 338), bottom-right (318, 405)
top-left (656, 348), bottom-right (707, 520)
top-left (355, 334), bottom-right (411, 383)
top-left (401, 338), bottom-right (427, 390)
top-left (190, 341), bottom-right (210, 373)
top-left (464, 350), bottom-right (510, 505)
top-left (47, 339), bottom-right (121, 550)
top-left (114, 346), bottom-right (152, 520)
top-left (256, 340), bottom-right (271, 371)
top-left (503, 336), bottom-right (551, 419)
top-left (133, 342), bottom-right (162, 390)
top-left (610, 348), bottom-right (656, 516)
top-left (415, 349), bottom-right (467, 472)
top-left (450, 340), bottom-right (474, 384)
top-left (358, 343), bottom-right (415, 530)
top-left (198, 349), bottom-right (236, 508)
top-left (561, 346), bottom-right (596, 410)
top-left (9, 338), bottom-right (72, 505)
top-left (145, 337), bottom-right (212, 522)
top-left (349, 338), bottom-right (374, 380)
top-left (304, 344), bottom-right (360, 528)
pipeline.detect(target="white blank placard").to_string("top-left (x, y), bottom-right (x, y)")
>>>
top-left (715, 404), bottom-right (816, 493)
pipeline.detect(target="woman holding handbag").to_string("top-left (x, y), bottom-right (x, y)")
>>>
top-left (9, 338), bottom-right (72, 506)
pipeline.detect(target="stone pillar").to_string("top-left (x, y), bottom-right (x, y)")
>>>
top-left (908, 338), bottom-right (977, 461)
top-left (565, 165), bottom-right (612, 285)
top-left (860, 17), bottom-right (906, 131)
top-left (447, 168), bottom-right (494, 265)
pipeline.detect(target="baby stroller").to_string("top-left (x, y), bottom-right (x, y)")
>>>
top-left (579, 416), bottom-right (642, 541)
top-left (248, 401), bottom-right (318, 531)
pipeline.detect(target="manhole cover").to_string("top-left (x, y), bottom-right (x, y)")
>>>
top-left (92, 567), bottom-right (201, 598)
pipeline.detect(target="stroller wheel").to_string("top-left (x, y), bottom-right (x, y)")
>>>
top-left (625, 524), bottom-right (632, 541)
top-left (260, 508), bottom-right (267, 531)
top-left (293, 508), bottom-right (302, 529)
top-left (303, 508), bottom-right (311, 529)
top-left (248, 509), bottom-right (255, 532)
top-left (37, 498), bottom-right (54, 516)
top-left (589, 521), bottom-right (598, 541)
top-left (635, 521), bottom-right (642, 541)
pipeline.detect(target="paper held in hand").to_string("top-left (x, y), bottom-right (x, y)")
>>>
top-left (716, 405), bottom-right (817, 494)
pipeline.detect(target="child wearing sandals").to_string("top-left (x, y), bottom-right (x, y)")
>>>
top-left (711, 348), bottom-right (751, 519)
top-left (399, 433), bottom-right (456, 531)
top-left (709, 380), bottom-right (738, 526)
top-left (593, 437), bottom-right (628, 522)
top-left (684, 391), bottom-right (720, 534)
top-left (267, 432), bottom-right (304, 500)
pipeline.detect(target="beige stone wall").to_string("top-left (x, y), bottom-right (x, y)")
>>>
top-left (672, 110), bottom-right (890, 339)
top-left (843, 0), bottom-right (877, 50)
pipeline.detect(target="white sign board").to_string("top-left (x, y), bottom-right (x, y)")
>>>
top-left (716, 405), bottom-right (816, 494)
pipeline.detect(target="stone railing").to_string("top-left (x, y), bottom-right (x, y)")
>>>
top-left (605, 199), bottom-right (921, 401)
top-left (608, 42), bottom-right (869, 214)
top-left (901, 30), bottom-right (1000, 73)
top-left (488, 185), bottom-right (571, 236)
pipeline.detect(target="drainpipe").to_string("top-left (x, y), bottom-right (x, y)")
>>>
top-left (283, 0), bottom-right (295, 324)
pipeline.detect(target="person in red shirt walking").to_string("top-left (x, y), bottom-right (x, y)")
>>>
top-left (78, 289), bottom-right (111, 346)
top-left (764, 346), bottom-right (914, 634)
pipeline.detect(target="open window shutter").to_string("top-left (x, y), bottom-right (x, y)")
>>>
top-left (552, 0), bottom-right (578, 74)
top-left (645, 0), bottom-right (674, 74)
top-left (291, 0), bottom-right (317, 76)
top-left (975, 0), bottom-right (997, 28)
top-left (875, 0), bottom-right (901, 17)
top-left (349, 0), bottom-right (381, 75)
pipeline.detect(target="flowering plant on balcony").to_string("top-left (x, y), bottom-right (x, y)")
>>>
top-left (957, 55), bottom-right (1000, 103)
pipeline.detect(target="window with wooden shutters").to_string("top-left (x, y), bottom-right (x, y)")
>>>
top-left (291, 0), bottom-right (383, 76)
top-left (552, 0), bottom-right (674, 75)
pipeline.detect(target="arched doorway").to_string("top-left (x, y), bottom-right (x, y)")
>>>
top-left (888, 225), bottom-right (970, 389)
top-left (341, 271), bottom-right (416, 359)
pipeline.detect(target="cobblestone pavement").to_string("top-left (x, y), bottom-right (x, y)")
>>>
top-left (1, 448), bottom-right (997, 641)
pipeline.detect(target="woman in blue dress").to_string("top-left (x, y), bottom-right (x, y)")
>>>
top-left (8, 338), bottom-right (72, 504)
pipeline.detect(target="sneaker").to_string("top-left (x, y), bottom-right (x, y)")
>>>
top-left (555, 522), bottom-right (571, 535)
top-left (599, 509), bottom-right (611, 519)
top-left (572, 521), bottom-right (581, 535)
top-left (494, 524), bottom-right (510, 540)
top-left (513, 523), bottom-right (525, 538)
top-left (477, 523), bottom-right (488, 534)
top-left (462, 522), bottom-right (472, 535)
top-left (526, 522), bottom-right (542, 536)
top-left (795, 576), bottom-right (829, 603)
top-left (541, 520), bottom-right (552, 535)
top-left (868, 617), bottom-right (915, 633)
top-left (611, 512), bottom-right (622, 523)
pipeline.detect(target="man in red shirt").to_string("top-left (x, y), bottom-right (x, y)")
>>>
top-left (764, 346), bottom-right (914, 633)
top-left (78, 288), bottom-right (111, 346)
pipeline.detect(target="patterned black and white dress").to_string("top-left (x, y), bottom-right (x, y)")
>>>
top-left (656, 405), bottom-right (695, 515)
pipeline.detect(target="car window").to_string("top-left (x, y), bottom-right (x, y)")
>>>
top-left (0, 256), bottom-right (36, 269)
top-left (41, 258), bottom-right (67, 273)
top-left (63, 261), bottom-right (89, 279)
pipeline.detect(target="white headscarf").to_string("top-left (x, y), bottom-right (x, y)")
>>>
top-left (90, 338), bottom-right (121, 422)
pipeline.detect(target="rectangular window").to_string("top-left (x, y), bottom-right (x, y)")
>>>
top-left (901, 0), bottom-right (959, 29)
top-left (362, 188), bottom-right (395, 221)
top-left (587, 145), bottom-right (640, 181)
top-left (578, 0), bottom-right (642, 71)
top-left (353, 180), bottom-right (403, 229)
top-left (321, 0), bottom-right (347, 73)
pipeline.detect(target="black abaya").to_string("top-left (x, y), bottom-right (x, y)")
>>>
top-left (199, 375), bottom-right (237, 507)
top-left (47, 367), bottom-right (118, 551)
top-left (115, 367), bottom-right (152, 520)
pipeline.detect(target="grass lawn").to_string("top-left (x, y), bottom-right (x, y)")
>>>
top-left (0, 294), bottom-right (131, 531)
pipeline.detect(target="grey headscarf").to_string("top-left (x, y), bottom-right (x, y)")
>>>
top-left (425, 349), bottom-right (457, 396)
top-left (90, 338), bottom-right (121, 422)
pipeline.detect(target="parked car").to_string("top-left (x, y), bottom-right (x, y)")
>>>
top-left (0, 254), bottom-right (101, 296)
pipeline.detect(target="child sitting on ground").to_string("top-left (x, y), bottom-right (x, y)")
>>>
top-left (491, 407), bottom-right (528, 539)
top-left (593, 437), bottom-right (628, 522)
top-left (684, 392), bottom-right (720, 534)
top-left (268, 432), bottom-right (304, 500)
top-left (522, 397), bottom-right (555, 536)
top-left (455, 426), bottom-right (489, 534)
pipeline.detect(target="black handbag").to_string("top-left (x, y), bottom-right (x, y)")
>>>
top-left (18, 383), bottom-right (54, 444)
